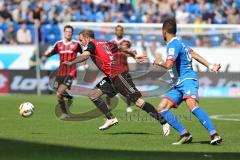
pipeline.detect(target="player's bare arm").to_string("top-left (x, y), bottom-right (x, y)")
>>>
top-left (153, 56), bottom-right (174, 69)
top-left (119, 47), bottom-right (147, 63)
top-left (44, 49), bottom-right (51, 57)
top-left (63, 51), bottom-right (90, 66)
top-left (41, 46), bottom-right (54, 62)
top-left (190, 49), bottom-right (221, 73)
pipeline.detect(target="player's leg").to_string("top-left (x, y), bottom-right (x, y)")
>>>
top-left (56, 83), bottom-right (69, 118)
top-left (62, 91), bottom-right (74, 108)
top-left (182, 80), bottom-right (222, 145)
top-left (62, 76), bottom-right (74, 112)
top-left (134, 98), bottom-right (166, 125)
top-left (55, 76), bottom-right (74, 119)
top-left (89, 77), bottom-right (118, 130)
top-left (113, 73), bottom-right (165, 123)
top-left (125, 99), bottom-right (133, 113)
top-left (119, 95), bottom-right (133, 112)
top-left (157, 89), bottom-right (192, 144)
top-left (112, 72), bottom-right (170, 134)
top-left (88, 88), bottom-right (115, 120)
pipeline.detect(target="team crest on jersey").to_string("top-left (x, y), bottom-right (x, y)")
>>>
top-left (168, 48), bottom-right (175, 55)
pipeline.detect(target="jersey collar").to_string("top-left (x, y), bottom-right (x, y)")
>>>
top-left (167, 37), bottom-right (178, 45)
top-left (63, 39), bottom-right (73, 45)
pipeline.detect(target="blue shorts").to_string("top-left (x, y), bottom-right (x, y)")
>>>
top-left (163, 79), bottom-right (199, 108)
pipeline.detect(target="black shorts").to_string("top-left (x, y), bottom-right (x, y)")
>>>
top-left (111, 72), bottom-right (142, 103)
top-left (96, 77), bottom-right (117, 98)
top-left (54, 76), bottom-right (73, 90)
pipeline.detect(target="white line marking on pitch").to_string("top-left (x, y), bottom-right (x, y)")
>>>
top-left (210, 114), bottom-right (240, 122)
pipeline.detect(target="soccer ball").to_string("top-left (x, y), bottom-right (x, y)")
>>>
top-left (19, 102), bottom-right (34, 118)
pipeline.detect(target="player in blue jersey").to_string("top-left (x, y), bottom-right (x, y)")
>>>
top-left (154, 18), bottom-right (222, 145)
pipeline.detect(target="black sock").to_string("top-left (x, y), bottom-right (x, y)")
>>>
top-left (141, 102), bottom-right (166, 125)
top-left (127, 99), bottom-right (131, 106)
top-left (58, 98), bottom-right (67, 114)
top-left (92, 98), bottom-right (114, 119)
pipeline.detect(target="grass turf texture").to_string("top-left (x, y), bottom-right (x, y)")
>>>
top-left (0, 95), bottom-right (240, 160)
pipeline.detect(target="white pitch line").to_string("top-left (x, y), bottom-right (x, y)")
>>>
top-left (210, 114), bottom-right (240, 122)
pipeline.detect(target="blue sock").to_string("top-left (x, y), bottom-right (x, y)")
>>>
top-left (160, 110), bottom-right (187, 135)
top-left (192, 107), bottom-right (216, 135)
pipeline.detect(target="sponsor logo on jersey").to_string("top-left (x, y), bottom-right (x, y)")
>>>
top-left (59, 50), bottom-right (74, 54)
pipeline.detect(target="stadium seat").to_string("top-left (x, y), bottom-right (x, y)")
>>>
top-left (233, 32), bottom-right (240, 44)
top-left (209, 35), bottom-right (222, 47)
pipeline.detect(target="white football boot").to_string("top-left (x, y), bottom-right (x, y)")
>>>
top-left (99, 118), bottom-right (118, 130)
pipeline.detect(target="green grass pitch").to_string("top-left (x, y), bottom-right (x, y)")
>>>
top-left (0, 95), bottom-right (240, 160)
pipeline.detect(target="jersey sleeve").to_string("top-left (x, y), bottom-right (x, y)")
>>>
top-left (85, 41), bottom-right (96, 54)
top-left (77, 42), bottom-right (83, 54)
top-left (166, 42), bottom-right (181, 62)
top-left (47, 42), bottom-right (58, 56)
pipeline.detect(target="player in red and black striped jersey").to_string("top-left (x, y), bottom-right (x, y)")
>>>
top-left (43, 25), bottom-right (82, 119)
top-left (110, 25), bottom-right (135, 113)
top-left (63, 30), bottom-right (170, 135)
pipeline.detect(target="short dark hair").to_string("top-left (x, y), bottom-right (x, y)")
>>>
top-left (79, 29), bottom-right (95, 38)
top-left (115, 25), bottom-right (124, 31)
top-left (162, 18), bottom-right (177, 35)
top-left (64, 25), bottom-right (74, 32)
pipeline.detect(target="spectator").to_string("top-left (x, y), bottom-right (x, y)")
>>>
top-left (20, 0), bottom-right (30, 21)
top-left (29, 3), bottom-right (46, 42)
top-left (158, 0), bottom-right (172, 16)
top-left (176, 3), bottom-right (190, 24)
top-left (29, 4), bottom-right (46, 24)
top-left (0, 28), bottom-right (4, 44)
top-left (85, 8), bottom-right (96, 22)
top-left (227, 5), bottom-right (240, 24)
top-left (0, 0), bottom-right (239, 47)
top-left (5, 24), bottom-right (17, 44)
top-left (194, 14), bottom-right (205, 33)
top-left (16, 23), bottom-right (32, 44)
top-left (0, 4), bottom-right (12, 23)
top-left (95, 6), bottom-right (105, 22)
top-left (58, 7), bottom-right (72, 23)
top-left (12, 5), bottom-right (24, 24)
top-left (48, 7), bottom-right (59, 24)
top-left (148, 37), bottom-right (161, 61)
top-left (202, 4), bottom-right (214, 24)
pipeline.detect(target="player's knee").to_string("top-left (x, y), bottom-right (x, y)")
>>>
top-left (88, 89), bottom-right (101, 101)
top-left (157, 99), bottom-right (171, 112)
top-left (56, 92), bottom-right (63, 99)
top-left (157, 103), bottom-right (167, 112)
top-left (88, 92), bottom-right (96, 101)
top-left (135, 98), bottom-right (144, 107)
top-left (185, 98), bottom-right (197, 110)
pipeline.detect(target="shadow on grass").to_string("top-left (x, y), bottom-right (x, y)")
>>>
top-left (31, 132), bottom-right (48, 135)
top-left (191, 141), bottom-right (211, 144)
top-left (0, 138), bottom-right (239, 160)
top-left (105, 132), bottom-right (159, 135)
